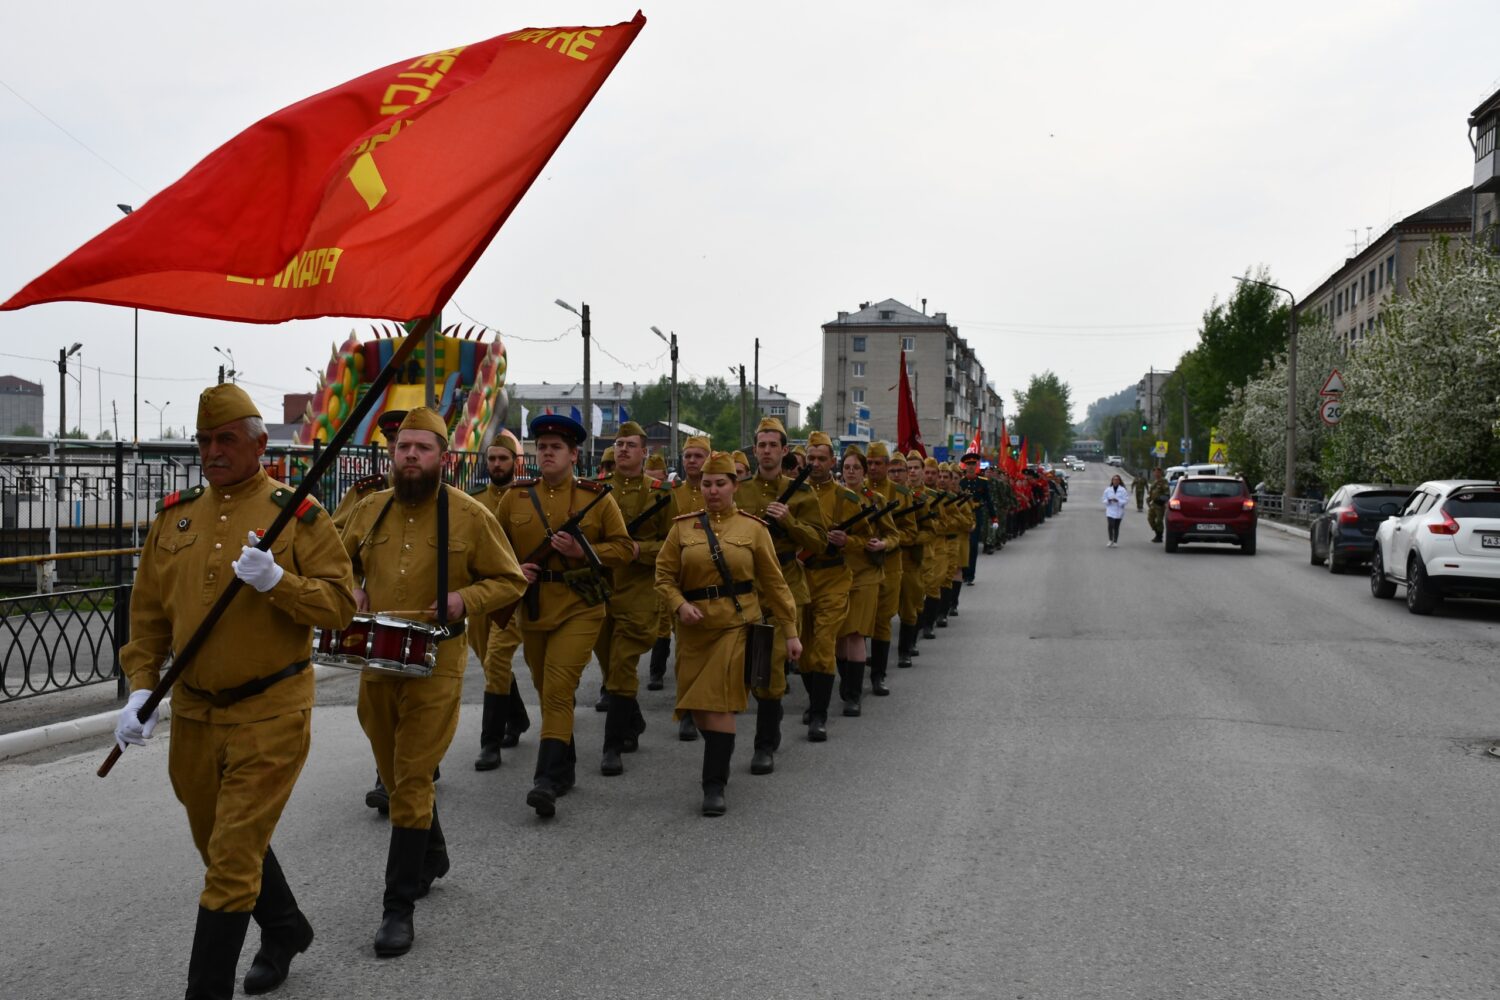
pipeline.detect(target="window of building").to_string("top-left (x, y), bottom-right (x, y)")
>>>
top-left (879, 310), bottom-right (894, 320)
top-left (852, 362), bottom-right (865, 377)
top-left (1478, 121), bottom-right (1497, 162)
top-left (1369, 268), bottom-right (1376, 295)
top-left (851, 336), bottom-right (866, 352)
top-left (905, 362), bottom-right (916, 378)
top-left (770, 404), bottom-right (786, 416)
top-left (852, 388), bottom-right (865, 404)
top-left (1386, 255), bottom-right (1395, 284)
top-left (901, 336), bottom-right (915, 351)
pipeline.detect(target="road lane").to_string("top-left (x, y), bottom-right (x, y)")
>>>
top-left (6, 464), bottom-right (1500, 998)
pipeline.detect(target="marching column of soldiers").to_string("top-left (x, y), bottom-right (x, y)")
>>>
top-left (114, 392), bottom-right (1065, 997)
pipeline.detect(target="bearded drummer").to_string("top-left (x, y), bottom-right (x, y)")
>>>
top-left (338, 407), bottom-right (527, 958)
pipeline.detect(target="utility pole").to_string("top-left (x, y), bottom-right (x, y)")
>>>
top-left (218, 365), bottom-right (225, 385)
top-left (56, 343), bottom-right (80, 438)
top-left (735, 364), bottom-right (747, 448)
top-left (1181, 379), bottom-right (1190, 466)
top-left (423, 325), bottom-right (436, 408)
top-left (555, 299), bottom-right (592, 471)
top-left (753, 338), bottom-right (760, 430)
top-left (651, 326), bottom-right (679, 467)
top-left (118, 204), bottom-right (138, 443)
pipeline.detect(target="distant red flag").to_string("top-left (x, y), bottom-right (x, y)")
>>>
top-left (966, 415), bottom-right (982, 458)
top-left (896, 349), bottom-right (925, 457)
top-left (1019, 436), bottom-right (1029, 468)
top-left (3, 15), bottom-right (646, 322)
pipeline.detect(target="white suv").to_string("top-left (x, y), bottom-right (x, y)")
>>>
top-left (1370, 480), bottom-right (1500, 614)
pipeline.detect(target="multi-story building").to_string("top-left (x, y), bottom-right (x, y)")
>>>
top-left (0, 376), bottom-right (43, 436)
top-left (1471, 85), bottom-right (1500, 242)
top-left (1136, 370), bottom-right (1174, 431)
top-left (752, 385), bottom-right (800, 429)
top-left (1296, 189), bottom-right (1471, 352)
top-left (819, 298), bottom-right (1000, 456)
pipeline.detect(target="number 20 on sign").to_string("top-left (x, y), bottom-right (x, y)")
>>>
top-left (1320, 398), bottom-right (1342, 425)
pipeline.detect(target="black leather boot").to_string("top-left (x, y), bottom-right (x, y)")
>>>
top-left (869, 640), bottom-right (891, 695)
top-left (527, 739), bottom-right (565, 817)
top-left (594, 685), bottom-right (611, 712)
top-left (896, 625), bottom-right (914, 668)
top-left (365, 773), bottom-right (389, 814)
top-left (417, 805), bottom-right (449, 898)
top-left (374, 826), bottom-right (428, 957)
top-left (936, 588), bottom-right (950, 627)
top-left (186, 906), bottom-right (252, 1000)
top-left (843, 660), bottom-right (865, 716)
top-left (501, 677), bottom-right (530, 748)
top-left (700, 730), bottom-right (735, 816)
top-left (558, 737), bottom-right (578, 794)
top-left (921, 599), bottom-right (939, 639)
top-left (835, 658), bottom-right (852, 708)
top-left (950, 585), bottom-right (961, 616)
top-left (622, 696), bottom-right (647, 753)
top-left (750, 697), bottom-right (782, 775)
top-left (678, 714), bottom-right (699, 741)
top-left (243, 848), bottom-right (313, 995)
top-left (647, 637), bottom-right (670, 690)
top-left (807, 672), bottom-right (832, 742)
top-left (601, 695), bottom-right (629, 776)
top-left (474, 691), bottom-right (503, 771)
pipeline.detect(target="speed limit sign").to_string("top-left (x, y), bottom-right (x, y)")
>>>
top-left (1320, 398), bottom-right (1342, 425)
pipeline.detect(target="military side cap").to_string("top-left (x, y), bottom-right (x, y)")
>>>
top-left (794, 444), bottom-right (807, 456)
top-left (867, 441), bottom-right (890, 459)
top-left (490, 428), bottom-right (521, 455)
top-left (601, 446), bottom-right (616, 463)
top-left (806, 430), bottom-right (832, 449)
top-left (617, 420), bottom-right (647, 440)
top-left (376, 409), bottom-right (408, 434)
top-left (756, 416), bottom-right (787, 438)
top-left (645, 452), bottom-right (667, 471)
top-left (843, 443), bottom-right (865, 459)
top-left (703, 451), bottom-right (737, 475)
top-left (197, 383), bottom-right (260, 430)
top-left (923, 457), bottom-right (939, 469)
top-left (906, 450), bottom-right (926, 462)
top-left (398, 406), bottom-right (449, 446)
top-left (683, 434), bottom-right (711, 453)
top-left (529, 411), bottom-right (587, 446)
top-left (731, 450), bottom-right (750, 467)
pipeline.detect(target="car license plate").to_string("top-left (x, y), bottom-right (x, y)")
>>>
top-left (1482, 534), bottom-right (1500, 549)
top-left (1197, 523), bottom-right (1226, 532)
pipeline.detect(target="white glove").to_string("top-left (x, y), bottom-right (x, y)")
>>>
top-left (114, 689), bottom-right (160, 751)
top-left (233, 530), bottom-right (285, 593)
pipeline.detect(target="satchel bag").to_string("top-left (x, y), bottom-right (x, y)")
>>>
top-left (699, 512), bottom-right (774, 689)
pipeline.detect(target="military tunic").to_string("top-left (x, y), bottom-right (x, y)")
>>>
top-left (870, 477), bottom-right (914, 640)
top-left (466, 481), bottom-right (524, 697)
top-left (341, 483), bottom-right (527, 828)
top-left (122, 469), bottom-right (356, 912)
top-left (331, 471), bottom-right (389, 532)
top-left (1147, 474), bottom-right (1170, 535)
top-left (655, 508), bottom-right (797, 716)
top-left (840, 486), bottom-right (898, 637)
top-left (595, 472), bottom-right (675, 698)
top-left (734, 472), bottom-right (826, 699)
top-left (493, 477), bottom-right (634, 742)
top-left (802, 479), bottom-right (862, 678)
top-left (898, 486), bottom-right (932, 625)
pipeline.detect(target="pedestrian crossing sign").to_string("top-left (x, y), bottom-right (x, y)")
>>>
top-left (1209, 444), bottom-right (1228, 464)
top-left (1153, 440), bottom-right (1168, 458)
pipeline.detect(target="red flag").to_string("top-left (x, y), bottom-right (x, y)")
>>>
top-left (966, 415), bottom-right (982, 458)
top-left (3, 15), bottom-right (646, 322)
top-left (1018, 436), bottom-right (1029, 468)
top-left (896, 349), bottom-right (926, 457)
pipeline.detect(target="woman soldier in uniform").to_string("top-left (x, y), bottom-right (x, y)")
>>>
top-left (655, 452), bottom-right (801, 816)
top-left (835, 445), bottom-right (898, 717)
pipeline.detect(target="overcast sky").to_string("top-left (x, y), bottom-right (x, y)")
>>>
top-left (2, 1), bottom-right (1496, 439)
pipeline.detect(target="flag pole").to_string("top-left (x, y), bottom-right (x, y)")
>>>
top-left (98, 315), bottom-right (436, 777)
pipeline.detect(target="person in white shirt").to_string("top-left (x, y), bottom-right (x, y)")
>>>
top-left (1101, 474), bottom-right (1129, 547)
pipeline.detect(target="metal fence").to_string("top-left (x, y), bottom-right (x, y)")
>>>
top-left (0, 584), bottom-right (128, 701)
top-left (1253, 493), bottom-right (1323, 525)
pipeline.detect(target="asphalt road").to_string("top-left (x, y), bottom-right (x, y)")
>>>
top-left (6, 464), bottom-right (1500, 998)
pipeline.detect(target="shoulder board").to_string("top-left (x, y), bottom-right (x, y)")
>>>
top-left (467, 484), bottom-right (490, 498)
top-left (673, 508), bottom-right (705, 521)
top-left (270, 488), bottom-right (324, 524)
top-left (155, 485), bottom-right (205, 514)
top-left (839, 487), bottom-right (861, 504)
top-left (670, 480), bottom-right (684, 489)
top-left (738, 510), bottom-right (767, 526)
top-left (510, 477), bottom-right (537, 488)
top-left (793, 482), bottom-right (813, 493)
top-left (575, 478), bottom-right (604, 493)
top-left (651, 478), bottom-right (671, 491)
top-left (354, 472), bottom-right (386, 492)
top-left (895, 484), bottom-right (912, 496)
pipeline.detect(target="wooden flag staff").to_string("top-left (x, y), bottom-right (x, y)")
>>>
top-left (97, 317), bottom-right (434, 777)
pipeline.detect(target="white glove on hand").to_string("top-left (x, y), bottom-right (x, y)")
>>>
top-left (232, 530), bottom-right (284, 593)
top-left (114, 689), bottom-right (160, 751)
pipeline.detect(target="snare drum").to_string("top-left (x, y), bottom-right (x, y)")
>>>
top-left (312, 613), bottom-right (441, 678)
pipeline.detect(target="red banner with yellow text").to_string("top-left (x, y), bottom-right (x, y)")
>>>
top-left (3, 14), bottom-right (645, 322)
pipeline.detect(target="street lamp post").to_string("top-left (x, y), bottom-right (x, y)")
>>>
top-left (117, 204), bottom-right (138, 443)
top-left (143, 399), bottom-right (170, 440)
top-left (1233, 276), bottom-right (1299, 503)
top-left (555, 299), bottom-right (591, 471)
top-left (212, 345), bottom-right (238, 383)
top-left (56, 342), bottom-right (81, 438)
top-left (650, 326), bottom-right (679, 465)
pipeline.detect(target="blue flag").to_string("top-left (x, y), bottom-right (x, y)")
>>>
top-left (570, 406), bottom-right (582, 424)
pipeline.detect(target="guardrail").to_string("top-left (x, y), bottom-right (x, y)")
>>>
top-left (1253, 493), bottom-right (1323, 525)
top-left (0, 584), bottom-right (128, 702)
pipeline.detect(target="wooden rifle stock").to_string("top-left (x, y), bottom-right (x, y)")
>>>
top-left (490, 483), bottom-right (614, 629)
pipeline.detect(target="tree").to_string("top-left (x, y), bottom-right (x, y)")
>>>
top-left (1078, 385), bottom-right (1137, 437)
top-left (10, 423), bottom-right (37, 437)
top-left (1012, 371), bottom-right (1073, 461)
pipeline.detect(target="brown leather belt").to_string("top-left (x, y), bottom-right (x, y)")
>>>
top-left (805, 555), bottom-right (845, 570)
top-left (682, 580), bottom-right (753, 601)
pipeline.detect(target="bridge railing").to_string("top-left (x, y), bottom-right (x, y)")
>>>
top-left (0, 584), bottom-right (129, 702)
top-left (1253, 493), bottom-right (1322, 525)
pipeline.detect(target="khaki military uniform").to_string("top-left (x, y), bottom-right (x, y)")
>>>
top-left (803, 479), bottom-right (863, 678)
top-left (654, 508), bottom-right (798, 717)
top-left (900, 486), bottom-right (933, 624)
top-left (1147, 475), bottom-right (1170, 536)
top-left (734, 473), bottom-right (826, 699)
top-left (596, 472), bottom-right (675, 698)
top-left (341, 484), bottom-right (527, 828)
top-left (466, 482), bottom-right (523, 697)
top-left (493, 477), bottom-right (634, 743)
top-left (123, 470), bottom-right (356, 912)
top-left (869, 477), bottom-right (913, 640)
top-left (331, 472), bottom-right (388, 532)
top-left (840, 486), bottom-right (898, 637)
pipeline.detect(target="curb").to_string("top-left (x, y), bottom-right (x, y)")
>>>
top-left (0, 665), bottom-right (350, 764)
top-left (1262, 519), bottom-right (1311, 540)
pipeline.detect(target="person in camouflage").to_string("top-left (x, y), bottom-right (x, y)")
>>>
top-left (1146, 466), bottom-right (1169, 542)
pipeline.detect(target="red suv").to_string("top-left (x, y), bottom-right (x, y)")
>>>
top-left (1165, 476), bottom-right (1257, 554)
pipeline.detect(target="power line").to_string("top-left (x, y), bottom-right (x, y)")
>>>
top-left (0, 78), bottom-right (149, 193)
top-left (449, 299), bottom-right (571, 343)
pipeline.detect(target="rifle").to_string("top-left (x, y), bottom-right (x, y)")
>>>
top-left (494, 482), bottom-right (615, 628)
top-left (625, 491), bottom-right (673, 536)
top-left (765, 463), bottom-right (813, 538)
top-left (801, 500), bottom-right (884, 561)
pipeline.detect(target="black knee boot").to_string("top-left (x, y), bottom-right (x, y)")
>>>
top-left (474, 691), bottom-right (504, 770)
top-left (835, 657), bottom-right (851, 706)
top-left (501, 677), bottom-right (530, 748)
top-left (842, 659), bottom-right (865, 716)
top-left (243, 847), bottom-right (313, 995)
top-left (750, 697), bottom-right (782, 775)
top-left (807, 672), bottom-right (833, 742)
top-left (700, 730), bottom-right (735, 816)
top-left (896, 624), bottom-right (915, 668)
top-left (527, 738), bottom-right (567, 817)
top-left (921, 598), bottom-right (939, 638)
top-left (186, 906), bottom-right (252, 1000)
top-left (622, 695), bottom-right (647, 753)
top-left (936, 591), bottom-right (950, 628)
top-left (869, 639), bottom-right (891, 695)
top-left (601, 694), bottom-right (630, 776)
top-left (950, 585), bottom-right (961, 616)
top-left (417, 805), bottom-right (449, 898)
top-left (647, 637), bottom-right (670, 690)
top-left (374, 826), bottom-right (428, 957)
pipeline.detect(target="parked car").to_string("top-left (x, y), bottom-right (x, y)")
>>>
top-left (1106, 455), bottom-right (1123, 467)
top-left (1164, 475), bottom-right (1257, 554)
top-left (1310, 484), bottom-right (1413, 573)
top-left (1370, 480), bottom-right (1500, 614)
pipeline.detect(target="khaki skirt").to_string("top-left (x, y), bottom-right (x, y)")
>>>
top-left (674, 623), bottom-right (748, 718)
top-left (840, 581), bottom-right (879, 636)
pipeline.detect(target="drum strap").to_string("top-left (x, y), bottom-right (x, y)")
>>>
top-left (354, 496), bottom-right (397, 574)
top-left (436, 484), bottom-right (449, 632)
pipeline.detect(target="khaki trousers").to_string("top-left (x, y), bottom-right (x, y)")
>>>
top-left (357, 674), bottom-right (462, 829)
